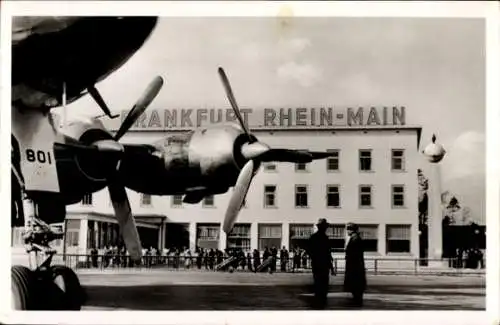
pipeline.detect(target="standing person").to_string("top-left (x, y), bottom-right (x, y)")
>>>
top-left (252, 249), bottom-right (261, 272)
top-left (280, 246), bottom-right (289, 272)
top-left (306, 218), bottom-right (335, 310)
top-left (344, 222), bottom-right (366, 308)
top-left (293, 247), bottom-right (301, 272)
top-left (247, 252), bottom-right (253, 272)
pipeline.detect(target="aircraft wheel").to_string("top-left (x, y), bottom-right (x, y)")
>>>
top-left (11, 265), bottom-right (38, 310)
top-left (50, 265), bottom-right (85, 310)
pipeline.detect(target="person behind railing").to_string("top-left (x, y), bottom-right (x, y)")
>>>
top-left (238, 249), bottom-right (246, 271)
top-left (270, 246), bottom-right (278, 273)
top-left (301, 249), bottom-right (308, 269)
top-left (344, 222), bottom-right (366, 308)
top-left (252, 249), bottom-right (260, 273)
top-left (280, 246), bottom-right (289, 272)
top-left (174, 248), bottom-right (180, 269)
top-left (196, 247), bottom-right (202, 270)
top-left (90, 247), bottom-right (98, 268)
top-left (293, 247), bottom-right (301, 272)
top-left (184, 249), bottom-right (192, 269)
top-left (262, 247), bottom-right (270, 266)
top-left (104, 246), bottom-right (113, 268)
top-left (247, 252), bottom-right (253, 272)
top-left (202, 249), bottom-right (208, 270)
top-left (216, 249), bottom-right (224, 266)
top-left (476, 248), bottom-right (484, 269)
top-left (119, 246), bottom-right (127, 268)
top-left (208, 248), bottom-right (215, 270)
top-left (111, 246), bottom-right (119, 267)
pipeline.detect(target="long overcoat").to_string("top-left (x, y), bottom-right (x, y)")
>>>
top-left (344, 233), bottom-right (366, 294)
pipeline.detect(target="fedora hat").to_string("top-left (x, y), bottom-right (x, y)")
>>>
top-left (346, 222), bottom-right (359, 231)
top-left (317, 218), bottom-right (329, 227)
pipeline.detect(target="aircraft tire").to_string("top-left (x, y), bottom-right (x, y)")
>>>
top-left (50, 265), bottom-right (85, 310)
top-left (11, 265), bottom-right (38, 310)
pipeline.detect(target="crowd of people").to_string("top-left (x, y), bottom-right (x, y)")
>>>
top-left (87, 244), bottom-right (317, 271)
top-left (449, 247), bottom-right (485, 269)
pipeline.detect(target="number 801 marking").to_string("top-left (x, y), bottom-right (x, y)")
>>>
top-left (26, 149), bottom-right (52, 164)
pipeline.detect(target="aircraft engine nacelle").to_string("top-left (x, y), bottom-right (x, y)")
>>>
top-left (187, 125), bottom-right (253, 181)
top-left (60, 118), bottom-right (119, 182)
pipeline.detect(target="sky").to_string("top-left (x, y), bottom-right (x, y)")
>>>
top-left (60, 17), bottom-right (486, 222)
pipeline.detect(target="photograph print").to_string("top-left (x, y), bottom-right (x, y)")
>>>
top-left (9, 9), bottom-right (488, 314)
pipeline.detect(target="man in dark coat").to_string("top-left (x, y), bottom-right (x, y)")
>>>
top-left (306, 218), bottom-right (335, 310)
top-left (344, 222), bottom-right (366, 307)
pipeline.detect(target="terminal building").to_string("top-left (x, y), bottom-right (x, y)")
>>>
top-left (12, 106), bottom-right (427, 259)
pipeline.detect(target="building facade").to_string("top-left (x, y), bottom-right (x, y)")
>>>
top-left (12, 106), bottom-right (425, 258)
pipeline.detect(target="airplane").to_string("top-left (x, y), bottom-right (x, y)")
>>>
top-left (11, 16), bottom-right (160, 310)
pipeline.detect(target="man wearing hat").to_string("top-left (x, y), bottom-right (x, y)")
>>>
top-left (344, 222), bottom-right (366, 307)
top-left (306, 218), bottom-right (335, 309)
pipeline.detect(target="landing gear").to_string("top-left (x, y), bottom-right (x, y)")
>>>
top-left (11, 202), bottom-right (85, 310)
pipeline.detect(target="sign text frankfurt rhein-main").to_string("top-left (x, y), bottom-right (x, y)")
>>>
top-left (103, 106), bottom-right (406, 131)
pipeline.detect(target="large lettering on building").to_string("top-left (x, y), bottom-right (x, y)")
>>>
top-left (101, 106), bottom-right (406, 131)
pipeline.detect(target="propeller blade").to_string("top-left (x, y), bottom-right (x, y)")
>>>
top-left (217, 67), bottom-right (252, 140)
top-left (108, 183), bottom-right (143, 263)
top-left (114, 76), bottom-right (164, 141)
top-left (223, 160), bottom-right (255, 234)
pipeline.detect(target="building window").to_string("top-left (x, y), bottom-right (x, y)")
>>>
top-left (295, 185), bottom-right (308, 208)
top-left (289, 224), bottom-right (314, 250)
top-left (258, 224), bottom-right (282, 251)
top-left (196, 223), bottom-right (220, 249)
top-left (391, 149), bottom-right (405, 171)
top-left (326, 149), bottom-right (340, 171)
top-left (327, 185), bottom-right (340, 208)
top-left (263, 162), bottom-right (277, 171)
top-left (203, 195), bottom-right (214, 207)
top-left (359, 185), bottom-right (372, 208)
top-left (172, 195), bottom-right (183, 207)
top-left (392, 185), bottom-right (405, 207)
top-left (359, 150), bottom-right (372, 171)
top-left (264, 185), bottom-right (277, 208)
top-left (81, 194), bottom-right (92, 206)
top-left (327, 224), bottom-right (346, 252)
top-left (386, 225), bottom-right (411, 253)
top-left (358, 224), bottom-right (378, 252)
top-left (66, 231), bottom-right (79, 247)
top-left (140, 194), bottom-right (152, 206)
top-left (226, 224), bottom-right (251, 251)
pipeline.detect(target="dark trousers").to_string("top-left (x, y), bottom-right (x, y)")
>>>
top-left (312, 271), bottom-right (329, 310)
top-left (351, 290), bottom-right (364, 307)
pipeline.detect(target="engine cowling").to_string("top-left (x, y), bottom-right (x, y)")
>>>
top-left (60, 118), bottom-right (119, 181)
top-left (186, 125), bottom-right (251, 181)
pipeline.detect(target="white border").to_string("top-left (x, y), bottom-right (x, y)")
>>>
top-left (1, 1), bottom-right (498, 325)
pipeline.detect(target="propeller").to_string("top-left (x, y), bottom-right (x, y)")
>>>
top-left (99, 76), bottom-right (164, 262)
top-left (218, 67), bottom-right (335, 234)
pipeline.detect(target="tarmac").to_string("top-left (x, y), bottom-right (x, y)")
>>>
top-left (76, 269), bottom-right (486, 310)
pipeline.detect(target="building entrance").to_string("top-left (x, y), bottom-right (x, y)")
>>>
top-left (165, 223), bottom-right (190, 250)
